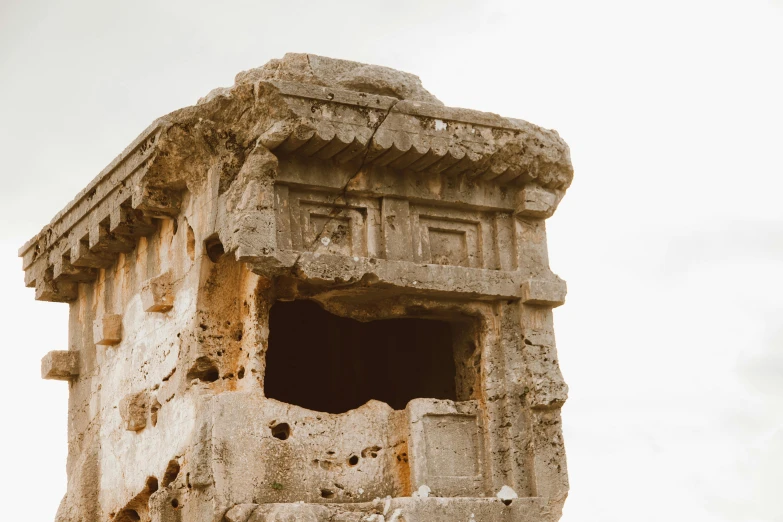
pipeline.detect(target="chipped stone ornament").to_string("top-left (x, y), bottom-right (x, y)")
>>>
top-left (496, 485), bottom-right (519, 506)
top-left (22, 53), bottom-right (573, 522)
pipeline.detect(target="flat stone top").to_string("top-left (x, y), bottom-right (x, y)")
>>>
top-left (201, 53), bottom-right (444, 106)
top-left (19, 54), bottom-right (573, 295)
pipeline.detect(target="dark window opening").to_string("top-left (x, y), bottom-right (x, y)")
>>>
top-left (264, 300), bottom-right (458, 413)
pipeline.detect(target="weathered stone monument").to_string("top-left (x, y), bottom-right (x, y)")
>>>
top-left (20, 54), bottom-right (573, 522)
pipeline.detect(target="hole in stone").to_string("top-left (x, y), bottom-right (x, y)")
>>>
top-left (502, 499), bottom-right (513, 506)
top-left (146, 476), bottom-right (158, 493)
top-left (162, 367), bottom-right (176, 382)
top-left (186, 223), bottom-right (195, 261)
top-left (362, 446), bottom-right (381, 458)
top-left (150, 398), bottom-right (161, 427)
top-left (117, 509), bottom-right (140, 522)
top-left (186, 357), bottom-right (219, 383)
top-left (320, 489), bottom-right (335, 499)
top-left (171, 499), bottom-right (179, 508)
top-left (347, 455), bottom-right (359, 466)
top-left (271, 422), bottom-right (291, 440)
top-left (265, 300), bottom-right (460, 413)
top-left (238, 366), bottom-right (245, 379)
top-left (205, 235), bottom-right (225, 263)
top-left (161, 460), bottom-right (180, 487)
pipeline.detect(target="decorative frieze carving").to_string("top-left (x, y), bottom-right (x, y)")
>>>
top-left (20, 55), bottom-right (571, 302)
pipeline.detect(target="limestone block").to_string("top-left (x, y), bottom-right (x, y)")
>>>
top-left (515, 184), bottom-right (557, 218)
top-left (119, 391), bottom-right (150, 432)
top-left (141, 272), bottom-right (174, 312)
top-left (381, 197), bottom-right (413, 261)
top-left (70, 238), bottom-right (113, 268)
top-left (35, 271), bottom-right (77, 302)
top-left (149, 489), bottom-right (182, 522)
top-left (52, 255), bottom-right (97, 283)
top-left (233, 497), bottom-right (548, 522)
top-left (93, 314), bottom-right (122, 345)
top-left (88, 221), bottom-right (135, 254)
top-left (523, 339), bottom-right (569, 410)
top-left (131, 183), bottom-right (181, 218)
top-left (225, 504), bottom-right (259, 522)
top-left (109, 205), bottom-right (156, 237)
top-left (521, 278), bottom-right (567, 307)
top-left (249, 503), bottom-right (323, 522)
top-left (406, 399), bottom-right (486, 497)
top-left (41, 350), bottom-right (79, 381)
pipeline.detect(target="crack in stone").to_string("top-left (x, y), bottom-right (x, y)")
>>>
top-left (289, 99), bottom-right (400, 277)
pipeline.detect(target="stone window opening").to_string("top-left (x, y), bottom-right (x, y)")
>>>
top-left (264, 299), bottom-right (478, 414)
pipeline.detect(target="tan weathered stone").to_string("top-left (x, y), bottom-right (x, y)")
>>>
top-left (516, 184), bottom-right (559, 218)
top-left (93, 314), bottom-right (122, 345)
top-left (521, 278), bottom-right (568, 307)
top-left (19, 54), bottom-right (573, 522)
top-left (119, 391), bottom-right (151, 432)
top-left (41, 350), bottom-right (79, 381)
top-left (141, 271), bottom-right (174, 312)
top-left (225, 503), bottom-right (259, 522)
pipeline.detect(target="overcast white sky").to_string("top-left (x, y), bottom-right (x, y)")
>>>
top-left (1, 1), bottom-right (782, 520)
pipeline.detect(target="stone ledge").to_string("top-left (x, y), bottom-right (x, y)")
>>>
top-left (521, 278), bottom-right (567, 307)
top-left (223, 496), bottom-right (548, 522)
top-left (41, 350), bottom-right (79, 381)
top-left (516, 184), bottom-right (559, 218)
top-left (251, 252), bottom-right (528, 300)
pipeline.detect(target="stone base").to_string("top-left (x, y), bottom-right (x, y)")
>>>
top-left (225, 497), bottom-right (548, 522)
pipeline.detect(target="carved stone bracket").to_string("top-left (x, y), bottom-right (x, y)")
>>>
top-left (41, 350), bottom-right (79, 381)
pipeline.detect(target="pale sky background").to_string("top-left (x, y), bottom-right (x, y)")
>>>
top-left (1, 1), bottom-right (781, 520)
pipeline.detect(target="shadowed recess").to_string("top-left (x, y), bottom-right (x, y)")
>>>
top-left (265, 300), bottom-right (457, 413)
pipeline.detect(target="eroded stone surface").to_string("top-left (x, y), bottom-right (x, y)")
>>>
top-left (93, 314), bottom-right (123, 346)
top-left (119, 390), bottom-right (151, 432)
top-left (19, 54), bottom-right (573, 522)
top-left (141, 271), bottom-right (174, 312)
top-left (41, 350), bottom-right (79, 381)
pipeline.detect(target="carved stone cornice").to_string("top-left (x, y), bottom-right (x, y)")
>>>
top-left (20, 54), bottom-right (573, 302)
top-left (258, 80), bottom-right (573, 190)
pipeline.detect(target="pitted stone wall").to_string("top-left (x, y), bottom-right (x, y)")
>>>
top-left (22, 53), bottom-right (573, 522)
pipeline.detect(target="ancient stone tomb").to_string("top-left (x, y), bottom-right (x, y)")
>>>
top-left (21, 54), bottom-right (573, 522)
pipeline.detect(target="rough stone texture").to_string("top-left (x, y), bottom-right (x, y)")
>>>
top-left (41, 350), bottom-right (80, 381)
top-left (19, 53), bottom-right (573, 522)
top-left (119, 390), bottom-right (151, 432)
top-left (93, 314), bottom-right (123, 346)
top-left (141, 271), bottom-right (175, 312)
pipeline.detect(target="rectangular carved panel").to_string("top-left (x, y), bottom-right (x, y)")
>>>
top-left (275, 185), bottom-right (517, 272)
top-left (275, 186), bottom-right (381, 258)
top-left (411, 205), bottom-right (499, 269)
top-left (381, 197), bottom-right (413, 262)
top-left (407, 399), bottom-right (487, 497)
top-left (422, 414), bottom-right (481, 477)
